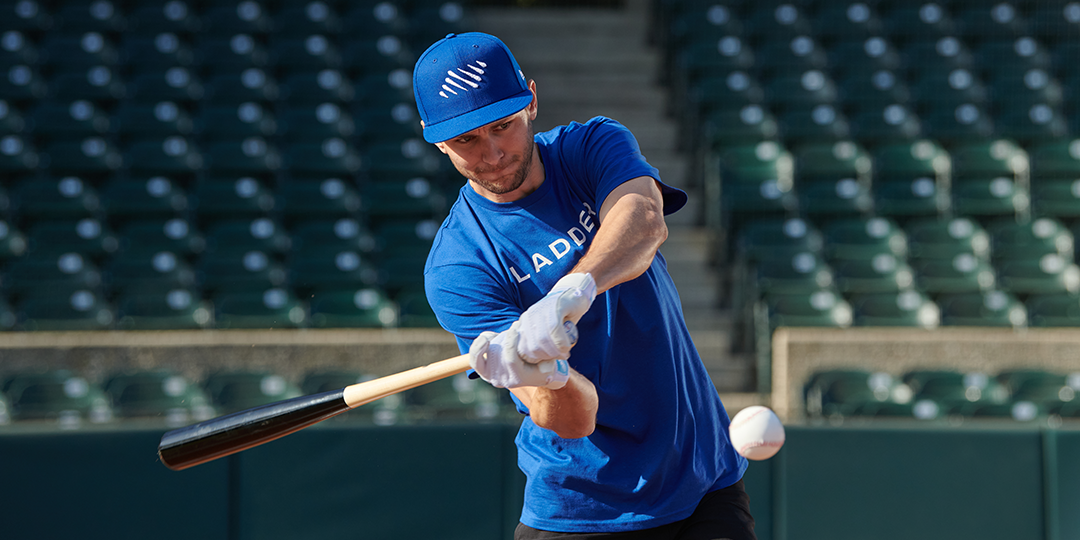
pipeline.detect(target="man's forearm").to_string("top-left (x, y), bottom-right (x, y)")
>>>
top-left (511, 368), bottom-right (598, 439)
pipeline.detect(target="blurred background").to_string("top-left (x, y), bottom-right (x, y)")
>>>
top-left (1, 0), bottom-right (1080, 539)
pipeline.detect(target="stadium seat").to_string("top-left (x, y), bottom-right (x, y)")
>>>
top-left (273, 2), bottom-right (342, 37)
top-left (753, 35), bottom-right (829, 77)
top-left (851, 289), bottom-right (939, 328)
top-left (282, 137), bottom-right (362, 174)
top-left (997, 369), bottom-right (1074, 406)
top-left (203, 217), bottom-right (290, 256)
top-left (10, 176), bottom-right (100, 219)
top-left (111, 101), bottom-right (195, 139)
top-left (903, 369), bottom-right (1008, 415)
top-left (735, 217), bottom-right (825, 263)
top-left (988, 69), bottom-right (1063, 113)
top-left (665, 2), bottom-right (744, 62)
top-left (701, 105), bottom-right (780, 147)
top-left (275, 103), bottom-right (355, 141)
top-left (117, 218), bottom-right (205, 256)
top-left (872, 140), bottom-right (950, 184)
top-left (0, 64), bottom-right (47, 101)
top-left (1026, 293), bottom-right (1080, 327)
top-left (39, 32), bottom-right (120, 69)
top-left (196, 250), bottom-right (287, 292)
top-left (831, 254), bottom-right (915, 294)
top-left (904, 217), bottom-right (991, 260)
top-left (913, 252), bottom-right (997, 296)
top-left (361, 178), bottom-right (445, 222)
top-left (872, 177), bottom-right (945, 218)
top-left (212, 288), bottom-right (307, 329)
top-left (778, 104), bottom-right (851, 145)
top-left (910, 68), bottom-right (989, 112)
top-left (203, 137), bottom-right (281, 173)
top-left (103, 371), bottom-right (215, 425)
top-left (340, 36), bottom-right (416, 76)
top-left (685, 71), bottom-right (764, 123)
top-left (203, 370), bottom-right (303, 415)
top-left (269, 35), bottom-right (342, 71)
top-left (988, 217), bottom-right (1073, 261)
top-left (48, 66), bottom-right (125, 102)
top-left (287, 246), bottom-right (379, 292)
top-left (797, 177), bottom-right (873, 219)
top-left (2, 252), bottom-right (103, 299)
top-left (126, 67), bottom-right (205, 103)
top-left (103, 250), bottom-right (197, 295)
top-left (0, 99), bottom-right (25, 134)
top-left (124, 136), bottom-right (203, 175)
top-left (340, 2), bottom-right (410, 38)
top-left (996, 103), bottom-right (1070, 143)
top-left (308, 288), bottom-right (397, 328)
top-left (26, 99), bottom-right (110, 139)
top-left (189, 177), bottom-right (275, 219)
top-left (200, 1), bottom-right (274, 36)
top-left (120, 33), bottom-right (195, 69)
top-left (53, 0), bottom-right (125, 33)
top-left (795, 140), bottom-right (872, 184)
top-left (289, 217), bottom-right (376, 255)
top-left (804, 368), bottom-right (878, 418)
top-left (821, 216), bottom-right (908, 261)
top-left (745, 252), bottom-right (835, 297)
top-left (277, 69), bottom-right (355, 104)
top-left (849, 103), bottom-right (922, 145)
top-left (16, 288), bottom-right (115, 331)
top-left (0, 29), bottom-right (37, 66)
top-left (201, 68), bottom-right (279, 103)
top-left (1, 0), bottom-right (54, 31)
top-left (1031, 179), bottom-right (1080, 220)
top-left (954, 2), bottom-right (1030, 39)
top-left (744, 2), bottom-right (812, 42)
top-left (837, 69), bottom-right (911, 112)
top-left (1029, 138), bottom-right (1080, 178)
top-left (995, 254), bottom-right (1080, 296)
top-left (950, 139), bottom-right (1029, 180)
top-left (354, 68), bottom-right (415, 108)
top-left (4, 371), bottom-right (113, 425)
top-left (362, 139), bottom-right (444, 177)
top-left (276, 177), bottom-right (362, 221)
top-left (127, 1), bottom-right (202, 35)
top-left (814, 2), bottom-right (884, 40)
top-left (193, 102), bottom-right (277, 140)
top-left (353, 101), bottom-right (424, 145)
top-left (764, 69), bottom-right (838, 110)
top-left (674, 36), bottom-right (755, 99)
top-left (762, 289), bottom-right (854, 329)
top-left (882, 2), bottom-right (957, 39)
top-left (937, 290), bottom-right (1027, 328)
top-left (921, 103), bottom-right (995, 144)
top-left (25, 218), bottom-right (119, 258)
top-left (951, 177), bottom-right (1029, 219)
top-left (99, 177), bottom-right (189, 221)
top-left (827, 36), bottom-right (902, 80)
top-left (114, 288), bottom-right (213, 330)
top-left (0, 220), bottom-right (27, 259)
top-left (42, 136), bottom-right (123, 173)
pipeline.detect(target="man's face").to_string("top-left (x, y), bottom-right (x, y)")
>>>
top-left (434, 82), bottom-right (541, 202)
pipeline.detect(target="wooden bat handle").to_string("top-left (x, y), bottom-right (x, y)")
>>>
top-left (343, 354), bottom-right (471, 408)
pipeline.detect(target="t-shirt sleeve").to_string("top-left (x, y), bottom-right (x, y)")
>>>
top-left (424, 261), bottom-right (522, 353)
top-left (575, 117), bottom-right (688, 215)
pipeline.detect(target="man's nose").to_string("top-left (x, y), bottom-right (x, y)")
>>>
top-left (479, 137), bottom-right (503, 165)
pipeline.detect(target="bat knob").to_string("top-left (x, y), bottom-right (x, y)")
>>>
top-left (563, 320), bottom-right (578, 346)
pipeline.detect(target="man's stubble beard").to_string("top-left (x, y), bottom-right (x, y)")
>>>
top-left (459, 118), bottom-right (535, 196)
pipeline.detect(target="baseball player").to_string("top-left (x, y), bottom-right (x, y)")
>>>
top-left (413, 32), bottom-right (754, 539)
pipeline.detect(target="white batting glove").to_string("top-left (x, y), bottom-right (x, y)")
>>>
top-left (517, 273), bottom-right (597, 364)
top-left (469, 321), bottom-right (569, 390)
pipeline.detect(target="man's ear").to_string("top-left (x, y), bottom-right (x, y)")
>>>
top-left (434, 141), bottom-right (449, 154)
top-left (526, 79), bottom-right (539, 121)
top-left (420, 120), bottom-right (425, 128)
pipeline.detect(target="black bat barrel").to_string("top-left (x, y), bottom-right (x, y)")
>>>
top-left (158, 389), bottom-right (351, 471)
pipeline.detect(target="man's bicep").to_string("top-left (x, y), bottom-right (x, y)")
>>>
top-left (425, 264), bottom-right (522, 340)
top-left (597, 176), bottom-right (665, 224)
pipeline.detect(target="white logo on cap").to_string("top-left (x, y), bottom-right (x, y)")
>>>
top-left (439, 61), bottom-right (487, 98)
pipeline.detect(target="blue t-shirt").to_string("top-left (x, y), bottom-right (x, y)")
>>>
top-left (424, 116), bottom-right (747, 533)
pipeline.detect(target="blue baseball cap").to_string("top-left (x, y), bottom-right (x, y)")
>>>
top-left (413, 33), bottom-right (533, 143)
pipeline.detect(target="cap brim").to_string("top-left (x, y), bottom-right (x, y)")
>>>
top-left (422, 90), bottom-right (534, 143)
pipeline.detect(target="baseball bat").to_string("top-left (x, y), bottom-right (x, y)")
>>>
top-left (158, 321), bottom-right (579, 471)
top-left (158, 354), bottom-right (470, 471)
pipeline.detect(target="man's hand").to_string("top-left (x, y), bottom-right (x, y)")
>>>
top-left (517, 273), bottom-right (597, 363)
top-left (469, 322), bottom-right (570, 389)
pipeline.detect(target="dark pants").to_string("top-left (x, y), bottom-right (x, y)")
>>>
top-left (514, 479), bottom-right (757, 540)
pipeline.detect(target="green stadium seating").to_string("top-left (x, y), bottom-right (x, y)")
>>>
top-left (1030, 179), bottom-right (1080, 219)
top-left (873, 177), bottom-right (945, 218)
top-left (276, 103), bottom-right (355, 141)
top-left (278, 70), bottom-right (355, 104)
top-left (202, 218), bottom-right (291, 257)
top-left (904, 217), bottom-right (991, 261)
top-left (53, 1), bottom-right (126, 33)
top-left (987, 217), bottom-right (1073, 261)
top-left (778, 104), bottom-right (852, 145)
top-left (831, 254), bottom-right (915, 294)
top-left (701, 105), bottom-right (780, 147)
top-left (212, 288), bottom-right (307, 329)
top-left (117, 218), bottom-right (205, 256)
top-left (126, 67), bottom-right (205, 104)
top-left (4, 371), bottom-right (113, 425)
top-left (40, 32), bottom-right (120, 68)
top-left (754, 36), bottom-right (829, 77)
top-left (114, 288), bottom-right (213, 330)
top-left (1026, 293), bottom-right (1080, 327)
top-left (406, 373), bottom-right (503, 422)
top-left (340, 36), bottom-right (416, 76)
top-left (124, 136), bottom-right (203, 174)
top-left (49, 66), bottom-right (126, 102)
top-left (795, 140), bottom-right (872, 184)
top-left (308, 288), bottom-right (397, 329)
top-left (837, 69), bottom-right (911, 112)
top-left (120, 33), bottom-right (196, 69)
top-left (951, 177), bottom-right (1029, 219)
top-left (3, 252), bottom-right (103, 299)
top-left (910, 68), bottom-right (989, 110)
top-left (203, 137), bottom-right (281, 173)
top-left (762, 289), bottom-right (854, 329)
top-left (0, 65), bottom-right (47, 102)
top-left (269, 35), bottom-right (343, 71)
top-left (955, 2), bottom-right (1030, 39)
top-left (273, 2), bottom-right (342, 37)
top-left (912, 252), bottom-right (997, 296)
top-left (99, 177), bottom-right (189, 221)
top-left (103, 250), bottom-right (197, 295)
top-left (921, 104), bottom-right (995, 145)
top-left (849, 103), bottom-right (922, 145)
top-left (0, 220), bottom-right (28, 259)
top-left (103, 371), bottom-right (216, 425)
top-left (821, 216), bottom-right (908, 261)
top-left (996, 103), bottom-right (1070, 144)
top-left (111, 101), bottom-right (195, 139)
top-left (734, 217), bottom-right (824, 263)
top-left (194, 103), bottom-right (277, 141)
top-left (362, 178), bottom-right (446, 222)
top-left (276, 177), bottom-right (362, 221)
top-left (287, 245), bottom-right (380, 292)
top-left (203, 370), bottom-right (303, 415)
top-left (27, 99), bottom-right (111, 139)
top-left (10, 176), bottom-right (99, 219)
top-left (937, 290), bottom-right (1027, 328)
top-left (764, 70), bottom-right (838, 110)
top-left (16, 288), bottom-right (115, 331)
top-left (201, 68), bottom-right (279, 104)
top-left (189, 177), bottom-right (276, 219)
top-left (744, 2), bottom-right (812, 42)
top-left (815, 3), bottom-right (884, 40)
top-left (24, 218), bottom-right (118, 259)
top-left (746, 252), bottom-right (835, 297)
top-left (995, 255), bottom-right (1080, 296)
top-left (200, 1), bottom-right (274, 36)
top-left (288, 218), bottom-right (376, 255)
top-left (997, 369), bottom-right (1074, 407)
top-left (882, 3), bottom-right (956, 39)
top-left (196, 250), bottom-right (287, 293)
top-left (828, 36), bottom-right (901, 79)
top-left (797, 177), bottom-right (873, 219)
top-left (281, 137), bottom-right (363, 174)
top-left (396, 289), bottom-right (440, 328)
top-left (42, 137), bottom-right (123, 173)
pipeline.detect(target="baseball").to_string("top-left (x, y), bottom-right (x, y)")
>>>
top-left (729, 406), bottom-right (785, 461)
